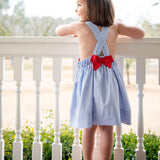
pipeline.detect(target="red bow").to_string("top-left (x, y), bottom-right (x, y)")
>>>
top-left (90, 55), bottom-right (114, 71)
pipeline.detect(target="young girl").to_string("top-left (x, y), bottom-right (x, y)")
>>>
top-left (56, 0), bottom-right (145, 159)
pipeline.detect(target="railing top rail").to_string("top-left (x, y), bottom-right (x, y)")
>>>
top-left (0, 37), bottom-right (159, 43)
top-left (0, 37), bottom-right (160, 58)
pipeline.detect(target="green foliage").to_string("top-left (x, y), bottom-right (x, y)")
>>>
top-left (121, 129), bottom-right (137, 159)
top-left (21, 122), bottom-right (34, 160)
top-left (144, 130), bottom-right (160, 160)
top-left (2, 111), bottom-right (160, 160)
top-left (60, 124), bottom-right (74, 160)
top-left (3, 129), bottom-right (14, 160)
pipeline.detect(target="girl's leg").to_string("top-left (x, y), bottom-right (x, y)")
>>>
top-left (82, 124), bottom-right (97, 160)
top-left (99, 125), bottom-right (113, 160)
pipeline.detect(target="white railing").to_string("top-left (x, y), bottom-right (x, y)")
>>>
top-left (0, 37), bottom-right (160, 160)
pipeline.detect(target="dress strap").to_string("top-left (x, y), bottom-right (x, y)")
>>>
top-left (85, 21), bottom-right (110, 56)
top-left (85, 21), bottom-right (101, 40)
top-left (97, 27), bottom-right (110, 56)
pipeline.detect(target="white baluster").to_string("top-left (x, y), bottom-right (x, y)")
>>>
top-left (72, 128), bottom-right (82, 160)
top-left (93, 127), bottom-right (100, 160)
top-left (72, 57), bottom-right (82, 160)
top-left (158, 58), bottom-right (160, 160)
top-left (114, 125), bottom-right (123, 160)
top-left (114, 57), bottom-right (124, 160)
top-left (32, 57), bottom-right (42, 160)
top-left (135, 58), bottom-right (146, 160)
top-left (52, 57), bottom-right (62, 160)
top-left (0, 57), bottom-right (5, 160)
top-left (158, 58), bottom-right (160, 85)
top-left (13, 57), bottom-right (23, 160)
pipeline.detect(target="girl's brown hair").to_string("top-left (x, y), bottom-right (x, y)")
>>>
top-left (86, 0), bottom-right (115, 27)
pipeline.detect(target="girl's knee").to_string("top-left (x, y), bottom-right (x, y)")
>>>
top-left (83, 125), bottom-right (97, 135)
top-left (92, 124), bottom-right (98, 132)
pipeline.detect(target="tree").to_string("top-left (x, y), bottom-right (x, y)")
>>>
top-left (29, 17), bottom-right (56, 36)
top-left (0, 0), bottom-right (26, 36)
top-left (124, 58), bottom-right (135, 85)
top-left (0, 0), bottom-right (10, 14)
top-left (0, 0), bottom-right (76, 36)
top-left (0, 0), bottom-right (10, 35)
top-left (152, 0), bottom-right (160, 6)
top-left (140, 19), bottom-right (160, 37)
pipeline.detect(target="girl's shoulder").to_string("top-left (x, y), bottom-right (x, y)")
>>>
top-left (110, 23), bottom-right (119, 32)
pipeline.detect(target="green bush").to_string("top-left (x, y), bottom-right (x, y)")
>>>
top-left (144, 130), bottom-right (160, 160)
top-left (121, 130), bottom-right (137, 159)
top-left (3, 110), bottom-right (160, 159)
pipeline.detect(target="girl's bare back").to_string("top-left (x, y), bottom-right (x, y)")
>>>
top-left (77, 22), bottom-right (118, 61)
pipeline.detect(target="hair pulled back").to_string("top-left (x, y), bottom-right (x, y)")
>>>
top-left (86, 0), bottom-right (115, 27)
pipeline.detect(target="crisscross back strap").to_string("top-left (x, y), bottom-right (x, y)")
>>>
top-left (85, 21), bottom-right (110, 56)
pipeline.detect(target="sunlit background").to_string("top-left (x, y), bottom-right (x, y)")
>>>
top-left (24, 0), bottom-right (160, 25)
top-left (1, 0), bottom-right (160, 36)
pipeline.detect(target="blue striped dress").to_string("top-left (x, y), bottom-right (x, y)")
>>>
top-left (70, 21), bottom-right (131, 128)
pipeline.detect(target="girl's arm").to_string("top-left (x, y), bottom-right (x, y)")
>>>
top-left (118, 23), bottom-right (145, 39)
top-left (55, 22), bottom-right (79, 37)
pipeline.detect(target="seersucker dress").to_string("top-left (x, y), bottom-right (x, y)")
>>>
top-left (70, 21), bottom-right (131, 128)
